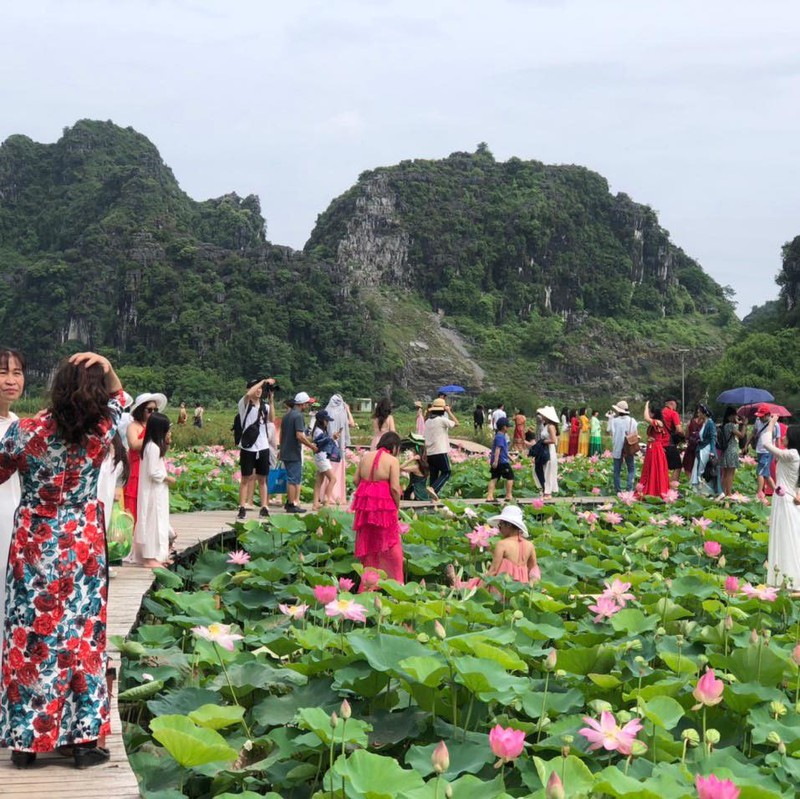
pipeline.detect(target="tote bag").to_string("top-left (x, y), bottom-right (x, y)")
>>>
top-left (268, 463), bottom-right (288, 494)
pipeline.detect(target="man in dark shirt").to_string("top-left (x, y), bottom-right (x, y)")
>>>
top-left (279, 392), bottom-right (317, 513)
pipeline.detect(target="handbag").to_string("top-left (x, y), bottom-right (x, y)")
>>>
top-left (623, 419), bottom-right (640, 457)
top-left (268, 463), bottom-right (288, 494)
top-left (702, 452), bottom-right (719, 483)
top-left (528, 440), bottom-right (550, 463)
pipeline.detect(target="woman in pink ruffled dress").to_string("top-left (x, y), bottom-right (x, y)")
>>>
top-left (351, 431), bottom-right (404, 586)
top-left (485, 505), bottom-right (540, 583)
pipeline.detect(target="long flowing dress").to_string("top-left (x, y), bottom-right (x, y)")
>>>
top-left (589, 416), bottom-right (602, 456)
top-left (568, 417), bottom-right (580, 457)
top-left (765, 442), bottom-right (800, 587)
top-left (532, 423), bottom-right (559, 496)
top-left (691, 419), bottom-right (718, 493)
top-left (350, 449), bottom-right (403, 585)
top-left (134, 442), bottom-right (170, 563)
top-left (638, 423), bottom-right (670, 497)
top-left (682, 417), bottom-right (702, 477)
top-left (0, 412), bottom-right (20, 657)
top-left (0, 391), bottom-right (123, 752)
top-left (325, 395), bottom-right (350, 506)
top-left (122, 425), bottom-right (145, 522)
top-left (578, 415), bottom-right (590, 457)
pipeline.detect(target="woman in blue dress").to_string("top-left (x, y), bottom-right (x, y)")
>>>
top-left (0, 352), bottom-right (123, 769)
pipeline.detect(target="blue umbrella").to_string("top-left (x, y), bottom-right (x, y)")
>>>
top-left (716, 387), bottom-right (774, 406)
top-left (438, 384), bottom-right (466, 394)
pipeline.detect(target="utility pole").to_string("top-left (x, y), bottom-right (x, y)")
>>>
top-left (676, 349), bottom-right (690, 422)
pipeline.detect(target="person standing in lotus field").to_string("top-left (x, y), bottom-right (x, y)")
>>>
top-left (661, 399), bottom-right (684, 488)
top-left (424, 398), bottom-right (459, 496)
top-left (279, 392), bottom-right (317, 514)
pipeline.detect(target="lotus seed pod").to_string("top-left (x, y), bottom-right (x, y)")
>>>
top-left (330, 711), bottom-right (339, 728)
top-left (770, 701), bottom-right (788, 718)
top-left (767, 731), bottom-right (783, 745)
top-left (381, 606), bottom-right (392, 617)
top-left (656, 627), bottom-right (667, 636)
top-left (763, 629), bottom-right (772, 641)
top-left (698, 654), bottom-right (709, 666)
top-left (704, 728), bottom-right (720, 744)
top-left (629, 639), bottom-right (642, 651)
top-left (340, 699), bottom-right (352, 720)
top-left (417, 633), bottom-right (430, 644)
top-left (634, 655), bottom-right (646, 665)
top-left (588, 699), bottom-right (613, 714)
top-left (512, 609), bottom-right (524, 620)
top-left (243, 739), bottom-right (254, 751)
top-left (555, 669), bottom-right (567, 679)
top-left (570, 549), bottom-right (577, 555)
top-left (434, 620), bottom-right (447, 640)
top-left (675, 634), bottom-right (685, 646)
top-left (630, 739), bottom-right (649, 757)
top-left (682, 729), bottom-right (700, 746)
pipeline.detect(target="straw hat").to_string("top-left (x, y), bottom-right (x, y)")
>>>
top-left (428, 397), bottom-right (447, 411)
top-left (536, 405), bottom-right (559, 425)
top-left (487, 505), bottom-right (529, 538)
top-left (612, 400), bottom-right (630, 415)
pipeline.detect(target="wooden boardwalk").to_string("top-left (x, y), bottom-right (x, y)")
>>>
top-left (0, 493), bottom-right (605, 796)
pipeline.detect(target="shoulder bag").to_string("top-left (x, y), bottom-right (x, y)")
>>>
top-left (623, 418), bottom-right (640, 457)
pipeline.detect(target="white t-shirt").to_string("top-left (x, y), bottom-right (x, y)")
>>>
top-left (425, 416), bottom-right (456, 456)
top-left (491, 408), bottom-right (506, 430)
top-left (238, 398), bottom-right (269, 453)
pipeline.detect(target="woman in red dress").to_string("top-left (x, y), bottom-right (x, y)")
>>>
top-left (638, 401), bottom-right (670, 497)
top-left (350, 431), bottom-right (404, 587)
top-left (123, 393), bottom-right (166, 522)
top-left (567, 410), bottom-right (580, 457)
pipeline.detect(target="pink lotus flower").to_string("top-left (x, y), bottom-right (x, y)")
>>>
top-left (431, 740), bottom-right (449, 774)
top-left (462, 507), bottom-right (478, 519)
top-left (602, 449), bottom-right (613, 458)
top-left (692, 517), bottom-right (713, 531)
top-left (695, 774), bottom-right (740, 799)
top-left (488, 724), bottom-right (525, 763)
top-left (192, 623), bottom-right (244, 652)
top-left (578, 710), bottom-right (643, 755)
top-left (662, 489), bottom-right (679, 504)
top-left (728, 492), bottom-right (751, 503)
top-left (313, 585), bottom-right (338, 604)
top-left (741, 583), bottom-right (778, 602)
top-left (578, 510), bottom-right (599, 526)
top-left (325, 598), bottom-right (368, 622)
top-left (398, 522), bottom-right (411, 534)
top-left (724, 576), bottom-right (739, 596)
top-left (591, 487), bottom-right (602, 495)
top-left (531, 497), bottom-right (545, 508)
top-left (338, 577), bottom-right (355, 592)
top-left (650, 516), bottom-right (668, 527)
top-left (603, 512), bottom-right (623, 525)
top-left (601, 579), bottom-right (635, 607)
top-left (233, 470), bottom-right (242, 483)
top-left (668, 514), bottom-right (686, 526)
top-left (588, 594), bottom-right (622, 623)
top-left (278, 602), bottom-right (309, 619)
top-left (546, 771), bottom-right (566, 799)
top-left (703, 541), bottom-right (722, 558)
top-left (617, 491), bottom-right (637, 506)
top-left (361, 569), bottom-right (381, 591)
top-left (467, 525), bottom-right (496, 550)
top-left (227, 550), bottom-right (251, 565)
top-left (792, 644), bottom-right (800, 666)
top-left (692, 668), bottom-right (724, 707)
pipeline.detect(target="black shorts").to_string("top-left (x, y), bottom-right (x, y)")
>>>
top-left (665, 445), bottom-right (682, 471)
top-left (490, 462), bottom-right (514, 481)
top-left (240, 448), bottom-right (270, 477)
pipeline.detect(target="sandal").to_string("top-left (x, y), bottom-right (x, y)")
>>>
top-left (11, 750), bottom-right (36, 768)
top-left (73, 744), bottom-right (110, 769)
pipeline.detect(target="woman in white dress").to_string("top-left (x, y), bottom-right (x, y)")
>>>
top-left (135, 413), bottom-right (175, 568)
top-left (534, 406), bottom-right (560, 497)
top-left (764, 415), bottom-right (800, 588)
top-left (0, 347), bottom-right (25, 654)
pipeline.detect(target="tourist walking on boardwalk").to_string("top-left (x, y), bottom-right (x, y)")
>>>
top-left (0, 347), bottom-right (25, 657)
top-left (123, 391), bottom-right (167, 523)
top-left (512, 409), bottom-right (527, 453)
top-left (487, 417), bottom-right (514, 502)
top-left (279, 392), bottom-right (317, 513)
top-left (473, 404), bottom-right (485, 436)
top-left (532, 405), bottom-right (560, 497)
top-left (719, 406), bottom-right (745, 496)
top-left (236, 378), bottom-right (274, 521)
top-left (424, 398), bottom-right (459, 495)
top-left (0, 352), bottom-right (124, 768)
top-left (638, 401), bottom-right (670, 498)
top-left (608, 401), bottom-right (637, 493)
top-left (751, 404), bottom-right (778, 499)
top-left (351, 432), bottom-right (404, 586)
top-left (370, 398), bottom-right (395, 450)
top-left (763, 414), bottom-right (800, 587)
top-left (690, 404), bottom-right (718, 495)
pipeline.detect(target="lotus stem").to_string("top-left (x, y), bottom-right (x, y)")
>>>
top-left (213, 642), bottom-right (252, 738)
top-left (536, 670), bottom-right (550, 743)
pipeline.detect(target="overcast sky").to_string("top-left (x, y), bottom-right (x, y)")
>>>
top-left (3, 0), bottom-right (798, 314)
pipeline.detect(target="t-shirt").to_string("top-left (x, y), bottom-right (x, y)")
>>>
top-left (280, 408), bottom-right (305, 462)
top-left (491, 408), bottom-right (506, 430)
top-left (238, 397), bottom-right (269, 453)
top-left (491, 432), bottom-right (510, 465)
top-left (608, 415), bottom-right (638, 459)
top-left (425, 416), bottom-right (456, 456)
top-left (755, 419), bottom-right (778, 454)
top-left (473, 409), bottom-right (484, 425)
top-left (661, 407), bottom-right (682, 442)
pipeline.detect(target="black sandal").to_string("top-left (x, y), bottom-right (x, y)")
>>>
top-left (11, 750), bottom-right (36, 768)
top-left (73, 743), bottom-right (110, 769)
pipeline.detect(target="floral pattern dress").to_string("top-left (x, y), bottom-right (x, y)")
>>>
top-left (0, 391), bottom-right (123, 752)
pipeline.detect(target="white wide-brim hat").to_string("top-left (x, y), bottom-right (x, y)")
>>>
top-left (130, 392), bottom-right (168, 415)
top-left (487, 505), bottom-right (529, 538)
top-left (612, 400), bottom-right (630, 415)
top-left (536, 405), bottom-right (559, 425)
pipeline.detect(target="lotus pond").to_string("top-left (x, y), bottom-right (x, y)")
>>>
top-left (118, 451), bottom-right (800, 799)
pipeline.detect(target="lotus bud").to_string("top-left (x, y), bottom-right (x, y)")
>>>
top-left (562, 735), bottom-right (574, 745)
top-left (243, 739), bottom-right (253, 751)
top-left (767, 731), bottom-right (783, 746)
top-left (298, 552), bottom-right (305, 563)
top-left (544, 649), bottom-right (557, 672)
top-left (629, 639), bottom-right (642, 651)
top-left (724, 615), bottom-right (733, 630)
top-left (330, 711), bottom-right (339, 728)
top-left (717, 555), bottom-right (726, 568)
top-left (656, 627), bottom-right (667, 637)
top-left (779, 741), bottom-right (787, 755)
top-left (417, 633), bottom-right (430, 644)
top-left (512, 609), bottom-right (524, 620)
top-left (374, 596), bottom-right (382, 611)
top-left (682, 729), bottom-right (700, 746)
top-left (561, 745), bottom-right (570, 758)
top-left (770, 701), bottom-right (787, 719)
top-left (660, 547), bottom-right (669, 561)
top-left (546, 771), bottom-right (566, 799)
top-left (704, 728), bottom-right (720, 745)
top-left (444, 786), bottom-right (453, 799)
top-left (664, 578), bottom-right (672, 589)
top-left (588, 699), bottom-right (613, 714)
top-left (340, 699), bottom-right (352, 720)
top-left (630, 739), bottom-right (649, 757)
top-left (675, 634), bottom-right (685, 647)
top-left (750, 629), bottom-right (759, 645)
top-left (431, 740), bottom-right (449, 774)
top-left (434, 620), bottom-right (447, 640)
top-left (634, 655), bottom-right (646, 665)
top-left (555, 669), bottom-right (567, 679)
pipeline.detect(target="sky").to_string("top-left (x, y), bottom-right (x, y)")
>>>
top-left (2, 0), bottom-right (799, 314)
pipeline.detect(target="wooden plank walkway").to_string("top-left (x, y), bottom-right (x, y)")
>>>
top-left (0, 494), bottom-right (605, 796)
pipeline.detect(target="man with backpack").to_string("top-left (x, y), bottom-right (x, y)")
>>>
top-left (235, 378), bottom-right (275, 521)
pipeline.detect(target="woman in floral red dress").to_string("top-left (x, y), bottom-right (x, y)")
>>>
top-left (0, 352), bottom-right (123, 769)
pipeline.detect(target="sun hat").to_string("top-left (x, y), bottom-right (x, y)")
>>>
top-left (536, 405), bottom-right (559, 425)
top-left (755, 403), bottom-right (771, 417)
top-left (414, 400), bottom-right (423, 408)
top-left (130, 392), bottom-right (168, 415)
top-left (612, 400), bottom-right (630, 415)
top-left (428, 397), bottom-right (447, 411)
top-left (408, 432), bottom-right (425, 445)
top-left (294, 391), bottom-right (311, 404)
top-left (486, 505), bottom-right (529, 538)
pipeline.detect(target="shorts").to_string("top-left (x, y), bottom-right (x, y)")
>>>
top-left (665, 445), bottom-right (682, 471)
top-left (240, 448), bottom-right (269, 477)
top-left (314, 454), bottom-right (332, 473)
top-left (757, 452), bottom-right (773, 477)
top-left (490, 462), bottom-right (514, 481)
top-left (284, 460), bottom-right (303, 485)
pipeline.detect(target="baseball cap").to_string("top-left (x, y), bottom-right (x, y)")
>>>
top-left (755, 403), bottom-right (770, 417)
top-left (294, 391), bottom-right (311, 404)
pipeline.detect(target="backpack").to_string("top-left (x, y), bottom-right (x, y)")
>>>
top-left (716, 424), bottom-right (727, 451)
top-left (232, 401), bottom-right (265, 448)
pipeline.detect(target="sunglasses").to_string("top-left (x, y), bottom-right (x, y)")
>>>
top-left (145, 406), bottom-right (157, 414)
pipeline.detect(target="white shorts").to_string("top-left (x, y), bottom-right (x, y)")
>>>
top-left (314, 453), bottom-right (332, 473)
